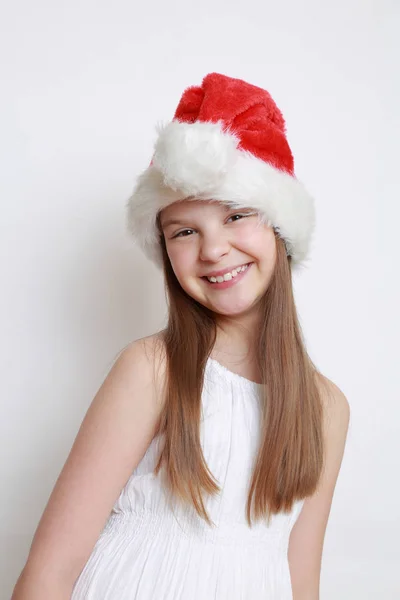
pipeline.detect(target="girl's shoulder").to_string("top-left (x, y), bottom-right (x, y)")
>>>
top-left (314, 372), bottom-right (350, 423)
top-left (314, 371), bottom-right (350, 452)
top-left (118, 331), bottom-right (168, 404)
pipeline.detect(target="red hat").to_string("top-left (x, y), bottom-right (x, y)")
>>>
top-left (126, 72), bottom-right (315, 269)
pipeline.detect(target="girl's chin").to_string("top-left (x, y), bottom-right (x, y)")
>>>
top-left (201, 296), bottom-right (256, 314)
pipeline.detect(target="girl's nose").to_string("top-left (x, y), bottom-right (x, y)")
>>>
top-left (198, 229), bottom-right (231, 263)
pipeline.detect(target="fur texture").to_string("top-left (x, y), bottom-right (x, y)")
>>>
top-left (126, 120), bottom-right (315, 270)
top-left (126, 73), bottom-right (316, 271)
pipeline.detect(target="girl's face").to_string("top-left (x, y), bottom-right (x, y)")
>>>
top-left (159, 199), bottom-right (277, 318)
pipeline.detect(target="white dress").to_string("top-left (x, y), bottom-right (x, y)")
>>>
top-left (71, 356), bottom-right (305, 599)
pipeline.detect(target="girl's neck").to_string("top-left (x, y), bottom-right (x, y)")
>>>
top-left (214, 324), bottom-right (258, 360)
top-left (211, 334), bottom-right (261, 384)
top-left (209, 349), bottom-right (262, 385)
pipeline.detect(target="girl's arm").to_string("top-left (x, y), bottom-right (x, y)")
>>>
top-left (12, 565), bottom-right (73, 600)
top-left (288, 374), bottom-right (350, 600)
top-left (11, 337), bottom-right (165, 599)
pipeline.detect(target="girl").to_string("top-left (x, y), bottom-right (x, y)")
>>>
top-left (12, 72), bottom-right (350, 600)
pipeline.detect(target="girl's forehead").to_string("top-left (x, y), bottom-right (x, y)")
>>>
top-left (161, 199), bottom-right (244, 219)
top-left (168, 198), bottom-right (220, 210)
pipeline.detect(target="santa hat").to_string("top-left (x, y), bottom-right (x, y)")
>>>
top-left (126, 72), bottom-right (315, 269)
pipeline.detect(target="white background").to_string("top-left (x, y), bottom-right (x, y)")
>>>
top-left (1, 1), bottom-right (399, 598)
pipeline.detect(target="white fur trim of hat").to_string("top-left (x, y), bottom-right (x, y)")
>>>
top-left (126, 73), bottom-right (316, 271)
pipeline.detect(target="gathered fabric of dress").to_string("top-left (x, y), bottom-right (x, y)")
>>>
top-left (71, 357), bottom-right (305, 599)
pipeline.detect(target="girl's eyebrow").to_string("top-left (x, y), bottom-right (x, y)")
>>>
top-left (161, 218), bottom-right (189, 229)
top-left (161, 208), bottom-right (253, 229)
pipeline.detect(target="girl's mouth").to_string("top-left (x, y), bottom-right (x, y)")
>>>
top-left (201, 262), bottom-right (253, 290)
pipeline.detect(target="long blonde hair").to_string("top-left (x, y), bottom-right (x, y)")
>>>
top-left (153, 215), bottom-right (325, 527)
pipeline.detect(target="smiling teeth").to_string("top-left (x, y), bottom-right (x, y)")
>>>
top-left (206, 264), bottom-right (249, 283)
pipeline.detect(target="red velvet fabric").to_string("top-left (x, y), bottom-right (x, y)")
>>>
top-left (173, 72), bottom-right (294, 176)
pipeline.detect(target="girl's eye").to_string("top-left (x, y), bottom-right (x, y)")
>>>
top-left (228, 214), bottom-right (245, 222)
top-left (172, 213), bottom-right (252, 238)
top-left (227, 212), bottom-right (256, 224)
top-left (173, 229), bottom-right (194, 238)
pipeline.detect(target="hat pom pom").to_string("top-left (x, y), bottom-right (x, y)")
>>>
top-left (152, 120), bottom-right (239, 196)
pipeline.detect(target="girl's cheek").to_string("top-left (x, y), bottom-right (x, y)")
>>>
top-left (169, 250), bottom-right (195, 274)
top-left (235, 226), bottom-right (260, 245)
